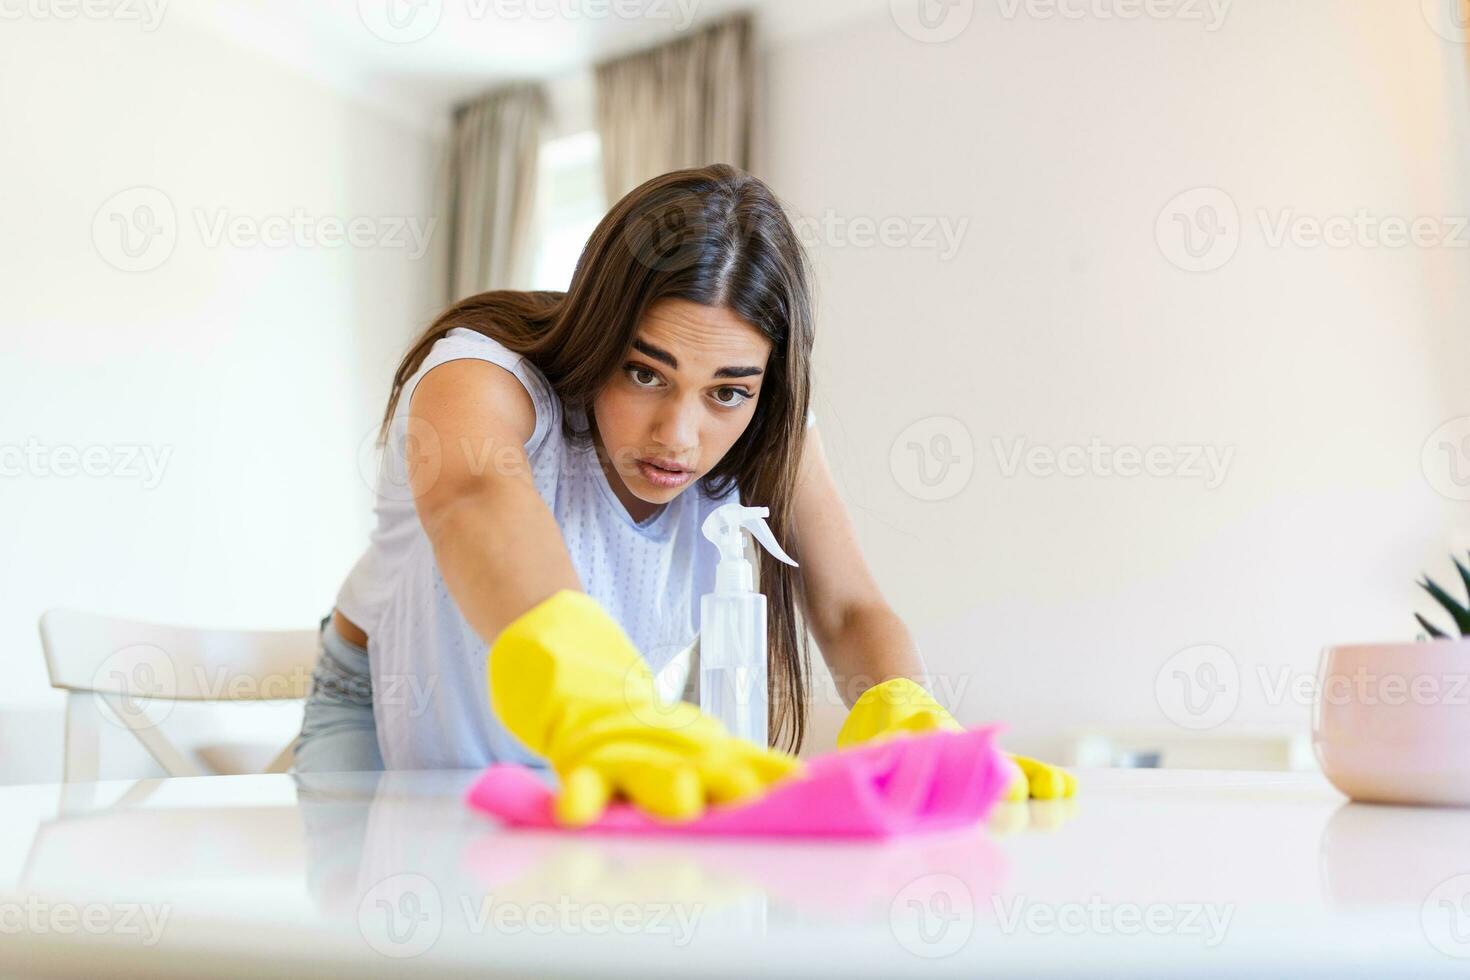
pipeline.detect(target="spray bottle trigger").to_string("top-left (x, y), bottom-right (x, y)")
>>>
top-left (746, 515), bottom-right (798, 567)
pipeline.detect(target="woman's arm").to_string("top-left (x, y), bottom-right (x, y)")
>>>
top-left (408, 358), bottom-right (582, 644)
top-left (791, 427), bottom-right (932, 710)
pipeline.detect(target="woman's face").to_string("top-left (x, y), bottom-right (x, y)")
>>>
top-left (591, 298), bottom-right (773, 514)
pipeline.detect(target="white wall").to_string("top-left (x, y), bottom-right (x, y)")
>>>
top-left (758, 0), bottom-right (1470, 759)
top-left (5, 2), bottom-right (1467, 780)
top-left (0, 15), bottom-right (441, 780)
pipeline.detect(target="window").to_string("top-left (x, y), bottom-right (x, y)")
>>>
top-left (528, 130), bottom-right (606, 292)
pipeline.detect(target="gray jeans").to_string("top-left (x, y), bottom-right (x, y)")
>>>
top-left (291, 612), bottom-right (384, 773)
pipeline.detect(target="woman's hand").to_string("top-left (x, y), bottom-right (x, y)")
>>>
top-left (488, 589), bottom-right (804, 825)
top-left (836, 677), bottom-right (1077, 801)
top-left (1001, 753), bottom-right (1077, 801)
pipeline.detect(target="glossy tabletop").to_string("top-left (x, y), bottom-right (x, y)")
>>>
top-left (2, 767), bottom-right (1468, 977)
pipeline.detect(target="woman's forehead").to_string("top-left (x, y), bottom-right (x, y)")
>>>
top-left (635, 299), bottom-right (772, 368)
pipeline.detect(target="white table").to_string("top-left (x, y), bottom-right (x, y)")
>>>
top-left (1, 767), bottom-right (1467, 977)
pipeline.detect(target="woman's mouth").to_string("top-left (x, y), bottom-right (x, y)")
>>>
top-left (635, 457), bottom-right (694, 489)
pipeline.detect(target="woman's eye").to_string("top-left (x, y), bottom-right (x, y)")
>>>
top-left (627, 366), bottom-right (660, 387)
top-left (712, 387), bottom-right (750, 408)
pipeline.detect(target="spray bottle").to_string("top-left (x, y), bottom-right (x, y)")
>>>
top-left (699, 502), bottom-right (798, 746)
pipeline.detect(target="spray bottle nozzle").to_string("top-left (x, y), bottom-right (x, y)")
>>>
top-left (701, 502), bottom-right (797, 592)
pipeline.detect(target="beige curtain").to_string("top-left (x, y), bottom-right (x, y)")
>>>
top-left (594, 15), bottom-right (754, 204)
top-left (443, 83), bottom-right (547, 301)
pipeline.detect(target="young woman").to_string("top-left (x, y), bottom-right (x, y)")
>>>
top-left (293, 164), bottom-right (1072, 823)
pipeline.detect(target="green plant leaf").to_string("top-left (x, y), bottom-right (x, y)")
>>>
top-left (1419, 575), bottom-right (1470, 635)
top-left (1416, 612), bottom-right (1449, 640)
top-left (1456, 553), bottom-right (1470, 598)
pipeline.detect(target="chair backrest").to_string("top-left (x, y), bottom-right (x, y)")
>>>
top-left (40, 608), bottom-right (317, 701)
top-left (38, 608), bottom-right (321, 781)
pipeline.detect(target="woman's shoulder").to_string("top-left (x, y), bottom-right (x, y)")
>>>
top-left (435, 326), bottom-right (527, 371)
top-left (429, 328), bottom-right (552, 396)
top-left (405, 328), bottom-right (562, 457)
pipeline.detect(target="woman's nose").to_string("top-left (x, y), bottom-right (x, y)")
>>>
top-left (652, 398), bottom-right (700, 450)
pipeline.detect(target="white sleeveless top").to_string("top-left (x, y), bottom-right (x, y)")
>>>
top-left (335, 327), bottom-right (807, 771)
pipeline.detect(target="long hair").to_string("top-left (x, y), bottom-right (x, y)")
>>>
top-left (378, 164), bottom-right (817, 753)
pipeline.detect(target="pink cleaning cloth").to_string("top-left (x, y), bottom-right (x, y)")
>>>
top-left (464, 725), bottom-right (1009, 839)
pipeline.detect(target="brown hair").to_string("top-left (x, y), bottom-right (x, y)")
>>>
top-left (378, 164), bottom-right (817, 753)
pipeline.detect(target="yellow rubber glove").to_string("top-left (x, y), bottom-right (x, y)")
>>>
top-left (835, 677), bottom-right (1076, 801)
top-left (487, 589), bottom-right (804, 826)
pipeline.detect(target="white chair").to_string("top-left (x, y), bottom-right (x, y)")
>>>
top-left (38, 608), bottom-right (319, 782)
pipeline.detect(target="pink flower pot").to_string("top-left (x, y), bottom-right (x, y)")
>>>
top-left (1313, 640), bottom-right (1470, 806)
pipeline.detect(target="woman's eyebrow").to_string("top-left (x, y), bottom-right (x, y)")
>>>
top-left (631, 338), bottom-right (764, 379)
